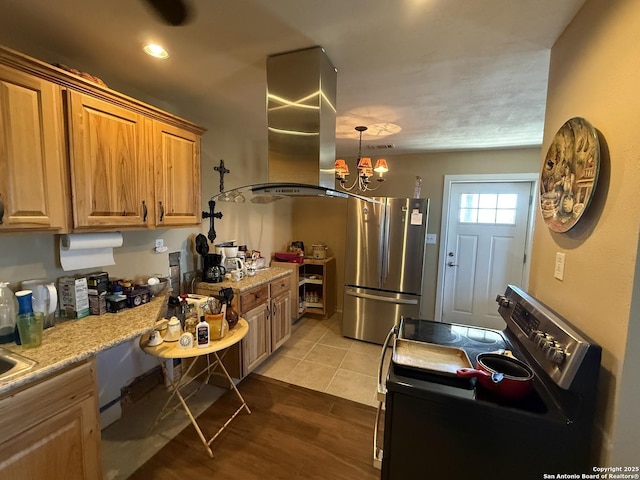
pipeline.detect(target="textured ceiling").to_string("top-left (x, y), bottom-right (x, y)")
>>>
top-left (0, 0), bottom-right (586, 155)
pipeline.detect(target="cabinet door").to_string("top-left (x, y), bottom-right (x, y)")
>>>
top-left (242, 302), bottom-right (270, 375)
top-left (66, 90), bottom-right (150, 228)
top-left (152, 121), bottom-right (201, 226)
top-left (0, 65), bottom-right (69, 231)
top-left (271, 292), bottom-right (291, 351)
top-left (0, 361), bottom-right (102, 480)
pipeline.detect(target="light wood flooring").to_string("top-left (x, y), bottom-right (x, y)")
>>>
top-left (128, 374), bottom-right (381, 480)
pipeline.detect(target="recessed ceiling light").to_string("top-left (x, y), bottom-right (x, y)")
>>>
top-left (143, 43), bottom-right (169, 59)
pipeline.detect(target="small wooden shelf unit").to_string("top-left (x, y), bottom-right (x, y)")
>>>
top-left (271, 257), bottom-right (336, 321)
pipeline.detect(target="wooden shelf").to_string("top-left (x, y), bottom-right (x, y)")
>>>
top-left (302, 276), bottom-right (323, 285)
top-left (271, 256), bottom-right (336, 321)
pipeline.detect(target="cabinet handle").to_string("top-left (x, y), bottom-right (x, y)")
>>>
top-left (142, 201), bottom-right (148, 222)
top-left (159, 201), bottom-right (164, 221)
top-left (0, 194), bottom-right (4, 224)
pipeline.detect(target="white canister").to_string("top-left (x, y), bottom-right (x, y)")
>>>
top-left (312, 243), bottom-right (327, 259)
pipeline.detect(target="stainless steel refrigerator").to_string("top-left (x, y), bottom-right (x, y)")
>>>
top-left (342, 197), bottom-right (430, 344)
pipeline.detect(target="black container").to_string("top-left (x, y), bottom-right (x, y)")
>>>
top-left (126, 288), bottom-right (150, 308)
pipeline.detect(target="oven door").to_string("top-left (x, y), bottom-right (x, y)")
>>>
top-left (381, 359), bottom-right (584, 480)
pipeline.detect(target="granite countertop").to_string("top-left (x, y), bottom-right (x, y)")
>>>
top-left (0, 295), bottom-right (168, 396)
top-left (0, 268), bottom-right (291, 396)
top-left (193, 266), bottom-right (291, 295)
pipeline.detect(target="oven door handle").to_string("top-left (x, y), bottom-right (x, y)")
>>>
top-left (374, 323), bottom-right (397, 469)
top-left (377, 324), bottom-right (397, 399)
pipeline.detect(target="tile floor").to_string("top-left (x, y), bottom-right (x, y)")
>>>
top-left (254, 312), bottom-right (389, 407)
top-left (102, 312), bottom-right (387, 478)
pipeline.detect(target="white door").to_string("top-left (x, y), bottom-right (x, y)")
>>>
top-left (441, 180), bottom-right (534, 329)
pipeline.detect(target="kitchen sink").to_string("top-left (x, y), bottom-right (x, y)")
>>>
top-left (0, 347), bottom-right (36, 382)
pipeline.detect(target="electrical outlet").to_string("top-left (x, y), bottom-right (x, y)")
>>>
top-left (554, 252), bottom-right (566, 280)
top-left (426, 234), bottom-right (437, 244)
top-left (155, 239), bottom-right (164, 249)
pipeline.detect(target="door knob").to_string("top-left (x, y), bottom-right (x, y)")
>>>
top-left (447, 262), bottom-right (458, 267)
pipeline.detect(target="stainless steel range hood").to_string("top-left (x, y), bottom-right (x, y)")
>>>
top-left (214, 47), bottom-right (379, 204)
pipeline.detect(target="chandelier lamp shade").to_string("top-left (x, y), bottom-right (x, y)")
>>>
top-left (335, 126), bottom-right (389, 192)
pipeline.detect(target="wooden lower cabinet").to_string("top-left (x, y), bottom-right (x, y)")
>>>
top-left (194, 273), bottom-right (292, 379)
top-left (270, 277), bottom-right (292, 351)
top-left (0, 360), bottom-right (102, 480)
top-left (241, 301), bottom-right (271, 374)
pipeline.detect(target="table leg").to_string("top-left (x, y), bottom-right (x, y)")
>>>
top-left (145, 351), bottom-right (251, 458)
top-left (146, 357), bottom-right (200, 436)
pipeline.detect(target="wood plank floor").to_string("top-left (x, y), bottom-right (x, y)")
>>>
top-left (129, 374), bottom-right (382, 480)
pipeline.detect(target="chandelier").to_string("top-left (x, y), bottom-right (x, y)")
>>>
top-left (334, 126), bottom-right (389, 192)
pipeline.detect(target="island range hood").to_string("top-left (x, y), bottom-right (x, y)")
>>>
top-left (214, 46), bottom-right (378, 204)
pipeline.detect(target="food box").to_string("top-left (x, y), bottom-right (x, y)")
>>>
top-left (58, 276), bottom-right (90, 319)
top-left (89, 292), bottom-right (107, 315)
top-left (87, 272), bottom-right (109, 295)
top-left (126, 288), bottom-right (151, 308)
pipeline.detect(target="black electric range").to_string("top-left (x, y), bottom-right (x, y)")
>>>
top-left (377, 285), bottom-right (602, 480)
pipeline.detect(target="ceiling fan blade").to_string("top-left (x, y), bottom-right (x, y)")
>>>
top-left (143, 0), bottom-right (191, 26)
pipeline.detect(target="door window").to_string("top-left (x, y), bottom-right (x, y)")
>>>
top-left (459, 193), bottom-right (518, 225)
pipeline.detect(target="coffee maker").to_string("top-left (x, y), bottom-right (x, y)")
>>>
top-left (202, 254), bottom-right (226, 283)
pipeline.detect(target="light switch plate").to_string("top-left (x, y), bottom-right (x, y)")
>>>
top-left (554, 252), bottom-right (566, 280)
top-left (155, 238), bottom-right (164, 249)
top-left (426, 234), bottom-right (437, 244)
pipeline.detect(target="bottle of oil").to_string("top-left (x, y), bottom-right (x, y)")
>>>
top-left (0, 282), bottom-right (16, 344)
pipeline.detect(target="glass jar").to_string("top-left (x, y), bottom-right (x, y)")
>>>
top-left (15, 290), bottom-right (44, 348)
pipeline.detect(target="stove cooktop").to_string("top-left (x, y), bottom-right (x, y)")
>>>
top-left (398, 317), bottom-right (509, 364)
top-left (392, 318), bottom-right (552, 412)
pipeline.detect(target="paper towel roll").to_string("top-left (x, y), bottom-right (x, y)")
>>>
top-left (59, 232), bottom-right (123, 271)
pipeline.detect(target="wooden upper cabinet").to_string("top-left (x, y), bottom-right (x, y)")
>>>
top-left (0, 46), bottom-right (206, 233)
top-left (66, 90), bottom-right (150, 229)
top-left (0, 65), bottom-right (69, 232)
top-left (152, 120), bottom-right (201, 226)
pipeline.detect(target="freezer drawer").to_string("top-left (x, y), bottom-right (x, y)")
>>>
top-left (342, 287), bottom-right (420, 345)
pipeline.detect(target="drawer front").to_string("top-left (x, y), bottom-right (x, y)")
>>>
top-left (270, 276), bottom-right (291, 298)
top-left (239, 284), bottom-right (268, 313)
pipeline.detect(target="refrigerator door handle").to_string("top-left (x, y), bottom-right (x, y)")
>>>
top-left (381, 201), bottom-right (391, 285)
top-left (376, 201), bottom-right (388, 287)
top-left (346, 289), bottom-right (419, 305)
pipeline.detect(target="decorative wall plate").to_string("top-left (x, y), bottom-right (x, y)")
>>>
top-left (539, 117), bottom-right (600, 233)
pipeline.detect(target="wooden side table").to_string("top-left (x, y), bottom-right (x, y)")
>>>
top-left (140, 318), bottom-right (250, 457)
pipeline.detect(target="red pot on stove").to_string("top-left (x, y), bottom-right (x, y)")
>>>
top-left (456, 353), bottom-right (534, 399)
